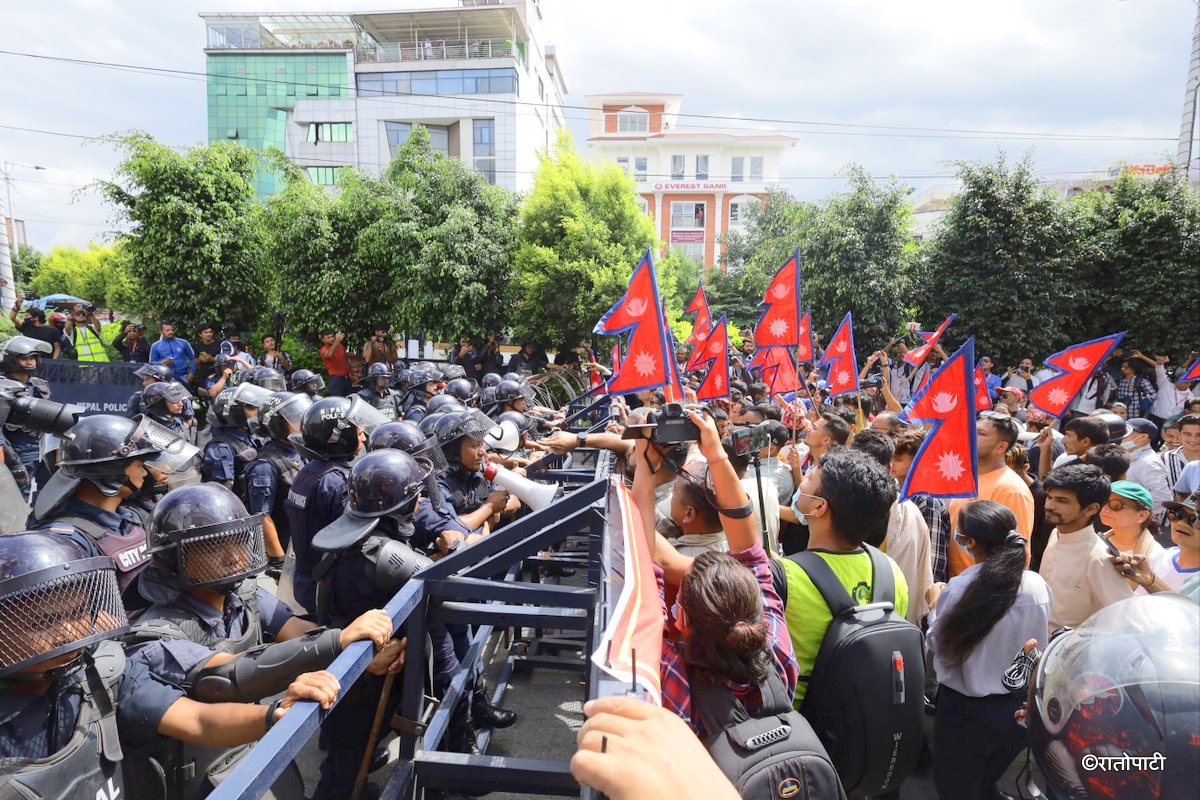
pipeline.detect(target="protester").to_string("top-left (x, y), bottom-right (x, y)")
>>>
top-left (1165, 414), bottom-right (1200, 491)
top-left (1000, 358), bottom-right (1039, 392)
top-left (1066, 368), bottom-right (1114, 419)
top-left (1099, 480), bottom-right (1163, 589)
top-left (891, 427), bottom-right (951, 583)
top-left (318, 329), bottom-right (352, 397)
top-left (1039, 414), bottom-right (1109, 477)
top-left (1112, 358), bottom-right (1157, 418)
top-left (192, 323), bottom-right (221, 384)
top-left (1039, 464), bottom-right (1132, 628)
top-left (111, 320), bottom-right (151, 362)
top-left (260, 333), bottom-right (292, 373)
top-left (926, 500), bottom-right (1051, 800)
top-left (1110, 489), bottom-right (1200, 595)
top-left (362, 322), bottom-right (398, 366)
top-left (149, 322), bottom-right (195, 381)
top-left (7, 300), bottom-right (61, 358)
top-left (1122, 417), bottom-right (1173, 515)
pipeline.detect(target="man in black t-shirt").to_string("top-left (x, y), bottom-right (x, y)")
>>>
top-left (193, 323), bottom-right (222, 384)
top-left (7, 302), bottom-right (61, 358)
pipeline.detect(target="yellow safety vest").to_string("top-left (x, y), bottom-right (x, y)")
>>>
top-left (73, 325), bottom-right (110, 362)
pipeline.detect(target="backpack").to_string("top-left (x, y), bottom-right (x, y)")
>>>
top-left (690, 670), bottom-right (846, 800)
top-left (790, 546), bottom-right (925, 797)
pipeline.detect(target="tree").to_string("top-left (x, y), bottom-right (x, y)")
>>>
top-left (513, 131), bottom-right (656, 347)
top-left (11, 245), bottom-right (41, 286)
top-left (27, 243), bottom-right (128, 308)
top-left (98, 134), bottom-right (271, 334)
top-left (918, 155), bottom-right (1075, 366)
top-left (1067, 168), bottom-right (1200, 359)
top-left (385, 125), bottom-right (519, 342)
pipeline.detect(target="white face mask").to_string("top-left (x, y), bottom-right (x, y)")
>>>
top-left (1121, 439), bottom-right (1139, 451)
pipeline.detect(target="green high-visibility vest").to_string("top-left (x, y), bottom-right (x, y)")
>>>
top-left (72, 325), bottom-right (110, 362)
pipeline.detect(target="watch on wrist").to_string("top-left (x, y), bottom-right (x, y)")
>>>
top-left (576, 432), bottom-right (588, 449)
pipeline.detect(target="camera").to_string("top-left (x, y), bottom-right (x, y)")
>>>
top-left (0, 380), bottom-right (84, 436)
top-left (649, 402), bottom-right (700, 444)
top-left (22, 290), bottom-right (36, 301)
top-left (134, 323), bottom-right (146, 333)
top-left (729, 423), bottom-right (769, 457)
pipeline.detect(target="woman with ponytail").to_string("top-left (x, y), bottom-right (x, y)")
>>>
top-left (926, 499), bottom-right (1052, 800)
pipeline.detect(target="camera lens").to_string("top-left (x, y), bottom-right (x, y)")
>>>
top-left (7, 397), bottom-right (85, 436)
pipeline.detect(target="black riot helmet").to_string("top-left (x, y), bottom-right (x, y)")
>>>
top-left (146, 483), bottom-right (267, 589)
top-left (436, 410), bottom-right (500, 465)
top-left (501, 372), bottom-right (521, 383)
top-left (442, 364), bottom-right (467, 382)
top-left (288, 368), bottom-right (326, 396)
top-left (418, 412), bottom-right (445, 436)
top-left (254, 367), bottom-right (287, 392)
top-left (443, 378), bottom-right (478, 405)
top-left (497, 410), bottom-right (535, 436)
top-left (494, 379), bottom-right (532, 406)
top-left (406, 367), bottom-right (439, 396)
top-left (393, 368), bottom-right (412, 391)
top-left (365, 362), bottom-right (393, 389)
top-left (211, 382), bottom-right (271, 428)
top-left (134, 363), bottom-right (175, 384)
top-left (0, 335), bottom-right (52, 375)
top-left (312, 449), bottom-right (430, 551)
top-left (417, 362), bottom-right (445, 383)
top-left (480, 386), bottom-right (499, 412)
top-left (259, 391), bottom-right (313, 442)
top-left (427, 394), bottom-right (467, 416)
top-left (291, 395), bottom-right (387, 459)
top-left (481, 372), bottom-right (502, 388)
top-left (369, 420), bottom-right (447, 471)
top-left (143, 381), bottom-right (188, 417)
top-left (0, 532), bottom-right (130, 678)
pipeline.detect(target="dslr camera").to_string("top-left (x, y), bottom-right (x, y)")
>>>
top-left (648, 402), bottom-right (700, 444)
top-left (22, 290), bottom-right (37, 301)
top-left (729, 423), bottom-right (769, 457)
top-left (0, 379), bottom-right (84, 436)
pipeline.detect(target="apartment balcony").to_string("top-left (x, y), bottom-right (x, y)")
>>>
top-left (355, 37), bottom-right (526, 68)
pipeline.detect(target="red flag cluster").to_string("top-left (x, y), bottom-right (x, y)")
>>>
top-left (899, 338), bottom-right (979, 501)
top-left (817, 312), bottom-right (860, 397)
top-left (593, 250), bottom-right (672, 396)
top-left (754, 251), bottom-right (802, 350)
top-left (693, 315), bottom-right (731, 401)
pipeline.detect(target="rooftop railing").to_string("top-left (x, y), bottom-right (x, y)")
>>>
top-left (355, 37), bottom-right (525, 67)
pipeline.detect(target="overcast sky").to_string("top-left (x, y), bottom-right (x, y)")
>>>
top-left (1, 0), bottom-right (1194, 251)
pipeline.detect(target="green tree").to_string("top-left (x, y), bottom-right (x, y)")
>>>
top-left (513, 131), bottom-right (656, 347)
top-left (98, 134), bottom-right (271, 334)
top-left (918, 155), bottom-right (1076, 366)
top-left (385, 125), bottom-right (520, 341)
top-left (1067, 168), bottom-right (1200, 359)
top-left (28, 243), bottom-right (126, 308)
top-left (11, 244), bottom-right (41, 286)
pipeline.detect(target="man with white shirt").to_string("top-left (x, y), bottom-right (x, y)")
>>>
top-left (1131, 350), bottom-right (1194, 429)
top-left (1123, 418), bottom-right (1173, 516)
top-left (1039, 464), bottom-right (1132, 628)
top-left (1038, 415), bottom-right (1110, 478)
top-left (1001, 358), bottom-right (1039, 392)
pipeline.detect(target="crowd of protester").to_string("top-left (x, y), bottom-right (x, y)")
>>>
top-left (1, 307), bottom-right (1198, 799)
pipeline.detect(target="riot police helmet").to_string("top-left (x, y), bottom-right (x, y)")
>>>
top-left (497, 410), bottom-right (535, 436)
top-left (369, 420), bottom-right (447, 471)
top-left (443, 378), bottom-right (477, 405)
top-left (0, 532), bottom-right (130, 678)
top-left (0, 335), bottom-right (52, 375)
top-left (312, 449), bottom-right (430, 551)
top-left (211, 382), bottom-right (271, 428)
top-left (291, 395), bottom-right (387, 459)
top-left (142, 381), bottom-right (189, 416)
top-left (481, 373), bottom-right (503, 388)
top-left (365, 361), bottom-right (393, 389)
top-left (1094, 411), bottom-right (1134, 443)
top-left (134, 363), bottom-right (175, 383)
top-left (146, 483), bottom-right (267, 589)
top-left (502, 372), bottom-right (521, 383)
top-left (393, 368), bottom-right (412, 391)
top-left (494, 379), bottom-right (532, 405)
top-left (416, 361), bottom-right (445, 383)
top-left (418, 411), bottom-right (446, 437)
top-left (407, 367), bottom-right (439, 393)
top-left (259, 391), bottom-right (313, 442)
top-left (288, 368), bottom-right (326, 395)
top-left (427, 394), bottom-right (467, 416)
top-left (442, 364), bottom-right (467, 382)
top-left (254, 367), bottom-right (287, 392)
top-left (435, 411), bottom-right (501, 464)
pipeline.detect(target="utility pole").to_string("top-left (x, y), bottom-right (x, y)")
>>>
top-left (1179, 1), bottom-right (1200, 185)
top-left (0, 161), bottom-right (47, 310)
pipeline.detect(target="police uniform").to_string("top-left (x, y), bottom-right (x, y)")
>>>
top-left (0, 644), bottom-right (185, 798)
top-left (402, 395), bottom-right (428, 424)
top-left (285, 458), bottom-right (351, 612)
top-left (412, 495), bottom-right (472, 550)
top-left (245, 441), bottom-right (305, 554)
top-left (1, 375), bottom-right (51, 483)
top-left (125, 391), bottom-right (196, 423)
top-left (355, 386), bottom-right (404, 422)
top-left (202, 427), bottom-right (257, 494)
top-left (438, 466), bottom-right (493, 518)
top-left (38, 498), bottom-right (151, 598)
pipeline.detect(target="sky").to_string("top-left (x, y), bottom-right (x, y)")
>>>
top-left (0, 0), bottom-right (1195, 251)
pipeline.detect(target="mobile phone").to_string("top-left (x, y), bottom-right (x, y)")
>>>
top-left (1095, 531), bottom-right (1135, 577)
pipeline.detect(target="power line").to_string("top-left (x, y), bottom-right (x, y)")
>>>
top-left (0, 48), bottom-right (1179, 144)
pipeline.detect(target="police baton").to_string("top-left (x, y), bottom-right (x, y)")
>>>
top-left (352, 669), bottom-right (397, 800)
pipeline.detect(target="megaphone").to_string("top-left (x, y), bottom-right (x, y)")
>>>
top-left (484, 419), bottom-right (521, 453)
top-left (483, 462), bottom-right (559, 512)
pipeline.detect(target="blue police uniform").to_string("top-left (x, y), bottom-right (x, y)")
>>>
top-left (438, 466), bottom-right (493, 516)
top-left (125, 391), bottom-right (195, 422)
top-left (285, 458), bottom-right (351, 612)
top-left (245, 441), bottom-right (305, 553)
top-left (39, 498), bottom-right (151, 602)
top-left (201, 427), bottom-right (256, 487)
top-left (411, 495), bottom-right (471, 551)
top-left (3, 376), bottom-right (51, 479)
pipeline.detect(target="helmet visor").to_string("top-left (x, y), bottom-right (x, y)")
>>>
top-left (231, 382), bottom-right (271, 408)
top-left (175, 515), bottom-right (268, 588)
top-left (346, 395), bottom-right (389, 436)
top-left (133, 416), bottom-right (200, 474)
top-left (0, 557), bottom-right (130, 676)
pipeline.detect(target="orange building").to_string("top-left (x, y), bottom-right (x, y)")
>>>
top-left (585, 92), bottom-right (795, 267)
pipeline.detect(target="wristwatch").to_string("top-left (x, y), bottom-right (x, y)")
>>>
top-left (576, 432), bottom-right (588, 449)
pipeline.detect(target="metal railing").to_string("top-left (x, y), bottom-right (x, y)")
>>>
top-left (209, 451), bottom-right (616, 800)
top-left (355, 37), bottom-right (525, 66)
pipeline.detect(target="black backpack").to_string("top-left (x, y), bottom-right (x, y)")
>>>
top-left (790, 546), bottom-right (925, 798)
top-left (690, 670), bottom-right (846, 800)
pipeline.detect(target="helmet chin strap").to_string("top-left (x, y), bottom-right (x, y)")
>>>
top-left (0, 647), bottom-right (90, 688)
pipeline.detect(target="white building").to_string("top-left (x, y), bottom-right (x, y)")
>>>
top-left (201, 1), bottom-right (567, 195)
top-left (584, 92), bottom-right (794, 266)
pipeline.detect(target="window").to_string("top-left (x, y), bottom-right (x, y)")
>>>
top-left (617, 107), bottom-right (649, 133)
top-left (750, 156), bottom-right (763, 181)
top-left (473, 119), bottom-right (496, 184)
top-left (616, 157), bottom-right (630, 175)
top-left (637, 197), bottom-right (649, 216)
top-left (695, 154), bottom-right (708, 180)
top-left (385, 122), bottom-right (449, 156)
top-left (672, 241), bottom-right (705, 261)
top-left (356, 69), bottom-right (516, 98)
top-left (729, 197), bottom-right (759, 226)
top-left (671, 155), bottom-right (685, 180)
top-left (670, 201), bottom-right (706, 229)
top-left (306, 123), bottom-right (353, 144)
top-left (731, 157), bottom-right (744, 183)
top-left (634, 157), bottom-right (647, 181)
top-left (306, 167), bottom-right (343, 185)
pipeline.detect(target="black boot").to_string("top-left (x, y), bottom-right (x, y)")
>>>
top-left (448, 706), bottom-right (481, 755)
top-left (472, 683), bottom-right (517, 729)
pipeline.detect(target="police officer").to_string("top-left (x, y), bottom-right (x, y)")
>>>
top-left (246, 391), bottom-right (311, 579)
top-left (442, 363), bottom-right (468, 383)
top-left (252, 367), bottom-right (287, 392)
top-left (356, 362), bottom-right (404, 421)
top-left (202, 383), bottom-right (269, 494)
top-left (0, 530), bottom-right (343, 799)
top-left (33, 414), bottom-right (165, 604)
top-left (121, 484), bottom-right (398, 800)
top-left (401, 366), bottom-right (440, 423)
top-left (310, 450), bottom-right (493, 798)
top-left (284, 396), bottom-right (386, 613)
top-left (480, 372), bottom-right (503, 389)
top-left (124, 363), bottom-right (174, 417)
top-left (493, 379), bottom-right (531, 416)
top-left (436, 411), bottom-right (517, 533)
top-left (141, 381), bottom-right (190, 437)
top-left (201, 354), bottom-right (237, 401)
top-left (288, 368), bottom-right (325, 398)
top-left (392, 367), bottom-right (411, 395)
top-left (426, 394), bottom-right (467, 416)
top-left (0, 335), bottom-right (54, 496)
top-left (444, 377), bottom-right (479, 407)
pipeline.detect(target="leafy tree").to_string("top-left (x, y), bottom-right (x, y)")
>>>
top-left (918, 155), bottom-right (1075, 366)
top-left (11, 245), bottom-right (41, 286)
top-left (385, 125), bottom-right (520, 342)
top-left (98, 134), bottom-right (271, 334)
top-left (513, 131), bottom-right (656, 347)
top-left (27, 243), bottom-right (127, 308)
top-left (1067, 168), bottom-right (1200, 359)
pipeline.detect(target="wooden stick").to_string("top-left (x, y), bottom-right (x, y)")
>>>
top-left (351, 670), bottom-right (398, 800)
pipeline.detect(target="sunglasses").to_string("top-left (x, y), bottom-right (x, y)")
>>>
top-left (1105, 499), bottom-right (1141, 512)
top-left (1166, 508), bottom-right (1199, 526)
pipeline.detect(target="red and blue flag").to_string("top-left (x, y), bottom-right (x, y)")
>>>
top-left (1028, 332), bottom-right (1126, 418)
top-left (754, 249), bottom-right (801, 349)
top-left (973, 365), bottom-right (993, 411)
top-left (694, 315), bottom-right (731, 401)
top-left (761, 347), bottom-right (800, 398)
top-left (1178, 356), bottom-right (1200, 382)
top-left (594, 250), bottom-right (671, 395)
top-left (684, 282), bottom-right (712, 347)
top-left (817, 312), bottom-right (859, 397)
top-left (903, 314), bottom-right (956, 367)
top-left (796, 309), bottom-right (815, 363)
top-left (898, 338), bottom-right (979, 502)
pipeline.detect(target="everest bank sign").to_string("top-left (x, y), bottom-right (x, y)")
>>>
top-left (653, 182), bottom-right (729, 190)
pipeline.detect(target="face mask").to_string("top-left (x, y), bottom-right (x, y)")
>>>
top-left (791, 499), bottom-right (807, 527)
top-left (1121, 440), bottom-right (1138, 451)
